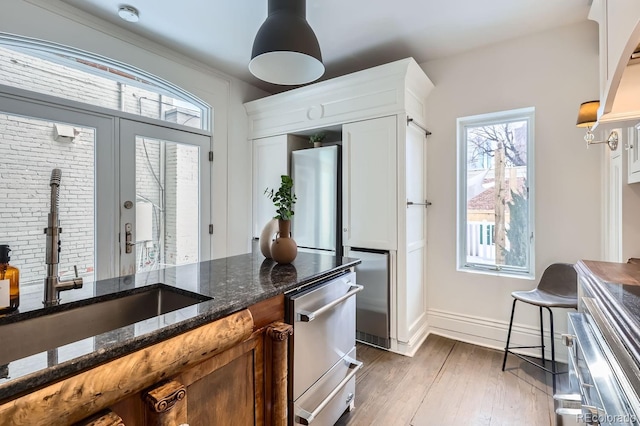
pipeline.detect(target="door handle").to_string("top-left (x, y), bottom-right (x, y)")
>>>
top-left (297, 283), bottom-right (363, 322)
top-left (125, 223), bottom-right (135, 254)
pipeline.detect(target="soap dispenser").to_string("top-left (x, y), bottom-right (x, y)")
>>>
top-left (0, 245), bottom-right (19, 313)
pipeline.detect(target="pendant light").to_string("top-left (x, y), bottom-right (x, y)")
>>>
top-left (249, 0), bottom-right (324, 86)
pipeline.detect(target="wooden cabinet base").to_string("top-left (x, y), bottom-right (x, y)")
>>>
top-left (0, 310), bottom-right (253, 426)
top-left (0, 296), bottom-right (291, 426)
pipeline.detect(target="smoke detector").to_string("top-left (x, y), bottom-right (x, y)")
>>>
top-left (118, 6), bottom-right (139, 23)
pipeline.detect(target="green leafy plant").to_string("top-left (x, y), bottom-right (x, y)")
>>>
top-left (309, 132), bottom-right (326, 144)
top-left (264, 175), bottom-right (297, 220)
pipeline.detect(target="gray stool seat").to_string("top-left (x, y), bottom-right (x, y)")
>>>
top-left (502, 263), bottom-right (578, 379)
top-left (512, 289), bottom-right (577, 309)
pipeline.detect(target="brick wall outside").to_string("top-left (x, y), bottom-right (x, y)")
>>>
top-left (0, 46), bottom-right (200, 124)
top-left (0, 44), bottom-right (205, 285)
top-left (0, 113), bottom-right (95, 285)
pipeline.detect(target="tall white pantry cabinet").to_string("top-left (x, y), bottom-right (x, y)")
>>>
top-left (244, 58), bottom-right (434, 356)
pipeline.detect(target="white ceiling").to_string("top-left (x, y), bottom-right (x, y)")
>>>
top-left (60, 0), bottom-right (591, 93)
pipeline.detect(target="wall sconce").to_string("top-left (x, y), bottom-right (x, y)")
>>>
top-left (576, 100), bottom-right (618, 150)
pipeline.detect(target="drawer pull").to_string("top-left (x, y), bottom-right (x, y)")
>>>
top-left (297, 284), bottom-right (363, 322)
top-left (295, 359), bottom-right (363, 425)
top-left (561, 334), bottom-right (575, 347)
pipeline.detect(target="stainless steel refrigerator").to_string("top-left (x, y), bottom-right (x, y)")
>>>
top-left (291, 145), bottom-right (342, 256)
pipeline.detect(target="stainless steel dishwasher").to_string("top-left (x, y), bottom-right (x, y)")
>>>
top-left (286, 271), bottom-right (363, 425)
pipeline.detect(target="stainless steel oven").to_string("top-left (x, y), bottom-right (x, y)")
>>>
top-left (286, 271), bottom-right (363, 425)
top-left (555, 303), bottom-right (640, 425)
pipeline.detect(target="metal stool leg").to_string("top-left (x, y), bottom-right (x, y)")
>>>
top-left (548, 307), bottom-right (555, 374)
top-left (547, 307), bottom-right (557, 393)
top-left (539, 306), bottom-right (546, 366)
top-left (502, 298), bottom-right (517, 371)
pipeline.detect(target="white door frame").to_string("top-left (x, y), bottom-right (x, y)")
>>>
top-left (118, 119), bottom-right (211, 276)
top-left (0, 92), bottom-right (118, 280)
top-left (0, 87), bottom-right (213, 280)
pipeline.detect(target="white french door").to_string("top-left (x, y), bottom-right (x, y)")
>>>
top-left (0, 92), bottom-right (116, 284)
top-left (118, 120), bottom-right (211, 276)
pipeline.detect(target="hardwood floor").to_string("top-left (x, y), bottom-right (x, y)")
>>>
top-left (336, 335), bottom-right (555, 426)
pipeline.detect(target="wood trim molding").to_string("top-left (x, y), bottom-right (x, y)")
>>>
top-left (74, 409), bottom-right (125, 426)
top-left (248, 294), bottom-right (285, 331)
top-left (143, 380), bottom-right (187, 426)
top-left (243, 58), bottom-right (434, 139)
top-left (0, 310), bottom-right (254, 426)
top-left (266, 322), bottom-right (293, 426)
top-left (266, 322), bottom-right (293, 342)
top-left (144, 380), bottom-right (186, 413)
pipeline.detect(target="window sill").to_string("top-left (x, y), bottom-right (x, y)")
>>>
top-left (457, 265), bottom-right (535, 280)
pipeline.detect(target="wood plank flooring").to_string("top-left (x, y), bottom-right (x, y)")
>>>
top-left (336, 335), bottom-right (555, 426)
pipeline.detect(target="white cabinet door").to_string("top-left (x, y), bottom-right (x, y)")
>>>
top-left (252, 135), bottom-right (307, 238)
top-left (342, 116), bottom-right (397, 250)
top-left (253, 136), bottom-right (288, 238)
top-left (590, 0), bottom-right (640, 120)
top-left (399, 123), bottom-right (428, 342)
top-left (629, 125), bottom-right (640, 183)
top-left (606, 148), bottom-right (622, 261)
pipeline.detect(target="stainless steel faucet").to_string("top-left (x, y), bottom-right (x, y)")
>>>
top-left (43, 169), bottom-right (83, 307)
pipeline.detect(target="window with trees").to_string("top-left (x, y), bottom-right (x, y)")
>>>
top-left (457, 107), bottom-right (535, 278)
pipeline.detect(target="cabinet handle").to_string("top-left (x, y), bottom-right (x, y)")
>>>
top-left (407, 200), bottom-right (432, 208)
top-left (561, 334), bottom-right (574, 347)
top-left (295, 358), bottom-right (363, 425)
top-left (297, 284), bottom-right (363, 322)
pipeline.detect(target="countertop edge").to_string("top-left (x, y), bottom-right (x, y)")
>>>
top-left (0, 256), bottom-right (360, 404)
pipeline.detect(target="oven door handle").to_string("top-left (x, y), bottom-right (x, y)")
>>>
top-left (295, 357), bottom-right (363, 425)
top-left (297, 284), bottom-right (364, 322)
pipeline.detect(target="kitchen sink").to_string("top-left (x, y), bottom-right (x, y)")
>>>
top-left (0, 285), bottom-right (211, 365)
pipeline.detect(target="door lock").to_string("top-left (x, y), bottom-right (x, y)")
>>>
top-left (125, 223), bottom-right (135, 254)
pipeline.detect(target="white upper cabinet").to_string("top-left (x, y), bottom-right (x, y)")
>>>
top-left (244, 58), bottom-right (433, 140)
top-left (342, 116), bottom-right (398, 250)
top-left (590, 0), bottom-right (640, 125)
top-left (629, 124), bottom-right (640, 183)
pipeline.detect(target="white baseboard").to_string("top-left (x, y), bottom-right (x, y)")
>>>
top-left (388, 321), bottom-right (430, 357)
top-left (427, 308), bottom-right (568, 363)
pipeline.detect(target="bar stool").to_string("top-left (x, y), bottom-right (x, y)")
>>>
top-left (501, 263), bottom-right (578, 375)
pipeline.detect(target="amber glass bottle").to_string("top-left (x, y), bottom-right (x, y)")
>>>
top-left (0, 245), bottom-right (19, 313)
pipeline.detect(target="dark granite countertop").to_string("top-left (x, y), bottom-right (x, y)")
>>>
top-left (575, 260), bottom-right (640, 366)
top-left (0, 251), bottom-right (360, 403)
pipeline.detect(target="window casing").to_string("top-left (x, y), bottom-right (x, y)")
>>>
top-left (0, 34), bottom-right (213, 283)
top-left (456, 107), bottom-right (535, 278)
top-left (0, 33), bottom-right (210, 131)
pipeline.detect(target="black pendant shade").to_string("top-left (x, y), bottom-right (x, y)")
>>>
top-left (249, 0), bottom-right (324, 85)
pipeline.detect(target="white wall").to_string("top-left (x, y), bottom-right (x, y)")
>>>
top-left (421, 21), bottom-right (602, 354)
top-left (1, 0), bottom-right (267, 260)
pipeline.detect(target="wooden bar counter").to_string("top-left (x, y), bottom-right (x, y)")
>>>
top-left (0, 251), bottom-right (359, 425)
